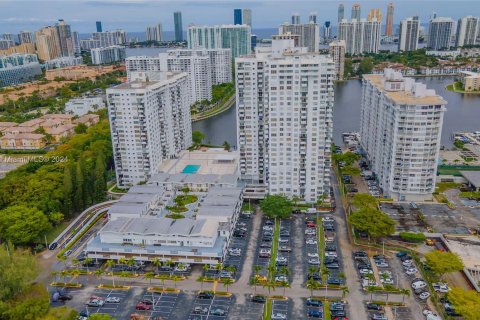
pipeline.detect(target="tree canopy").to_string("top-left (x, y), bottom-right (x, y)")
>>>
top-left (424, 250), bottom-right (464, 278)
top-left (448, 287), bottom-right (480, 320)
top-left (192, 130), bottom-right (205, 145)
top-left (351, 193), bottom-right (379, 210)
top-left (348, 206), bottom-right (395, 240)
top-left (260, 194), bottom-right (293, 220)
top-left (40, 306), bottom-right (78, 320)
top-left (0, 205), bottom-right (52, 245)
top-left (333, 151), bottom-right (360, 166)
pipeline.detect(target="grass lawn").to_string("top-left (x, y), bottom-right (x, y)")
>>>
top-left (263, 299), bottom-right (272, 320)
top-left (435, 182), bottom-right (461, 193)
top-left (317, 217), bottom-right (327, 281)
top-left (242, 202), bottom-right (253, 212)
top-left (268, 219), bottom-right (280, 282)
top-left (323, 301), bottom-right (331, 319)
top-left (459, 191), bottom-right (480, 200)
top-left (436, 165), bottom-right (480, 176)
top-left (45, 220), bottom-right (70, 243)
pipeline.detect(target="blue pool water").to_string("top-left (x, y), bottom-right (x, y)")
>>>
top-left (182, 165), bottom-right (200, 174)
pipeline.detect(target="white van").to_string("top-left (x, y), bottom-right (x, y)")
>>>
top-left (411, 281), bottom-right (427, 290)
top-left (306, 208), bottom-right (317, 214)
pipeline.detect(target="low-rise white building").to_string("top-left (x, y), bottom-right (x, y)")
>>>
top-left (91, 46), bottom-right (126, 65)
top-left (65, 96), bottom-right (105, 116)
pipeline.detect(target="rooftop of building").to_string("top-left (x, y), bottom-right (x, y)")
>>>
top-left (460, 171), bottom-right (480, 188)
top-left (1, 133), bottom-right (44, 140)
top-left (111, 72), bottom-right (186, 90)
top-left (157, 148), bottom-right (239, 177)
top-left (445, 236), bottom-right (480, 271)
top-left (364, 70), bottom-right (447, 106)
top-left (460, 71), bottom-right (480, 78)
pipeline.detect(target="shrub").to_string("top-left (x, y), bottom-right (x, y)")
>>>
top-left (399, 232), bottom-right (426, 243)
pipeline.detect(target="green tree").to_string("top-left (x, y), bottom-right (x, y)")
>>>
top-left (448, 287), bottom-right (480, 320)
top-left (259, 194), bottom-right (293, 220)
top-left (0, 244), bottom-right (39, 301)
top-left (344, 58), bottom-right (353, 78)
top-left (63, 165), bottom-right (74, 216)
top-left (357, 57), bottom-right (374, 75)
top-left (425, 251), bottom-right (464, 279)
top-left (348, 207), bottom-right (395, 241)
top-left (0, 283), bottom-right (50, 320)
top-left (74, 161), bottom-right (85, 211)
top-left (0, 206), bottom-right (51, 245)
top-left (74, 123), bottom-right (88, 134)
top-left (89, 314), bottom-right (116, 320)
top-left (93, 153), bottom-right (106, 203)
top-left (222, 278), bottom-right (234, 292)
top-left (223, 141), bottom-right (231, 151)
top-left (41, 306), bottom-right (78, 320)
top-left (306, 278), bottom-right (319, 297)
top-left (341, 166), bottom-right (361, 176)
top-left (351, 193), bottom-right (379, 210)
top-left (192, 130), bottom-right (205, 145)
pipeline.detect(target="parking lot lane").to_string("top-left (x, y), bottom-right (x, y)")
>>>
top-left (270, 299), bottom-right (291, 319)
top-left (228, 294), bottom-right (265, 320)
top-left (331, 172), bottom-right (369, 320)
top-left (290, 217), bottom-right (304, 289)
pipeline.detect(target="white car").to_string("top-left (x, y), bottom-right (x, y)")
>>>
top-left (307, 252), bottom-right (319, 258)
top-left (362, 279), bottom-right (378, 287)
top-left (229, 249), bottom-right (241, 256)
top-left (402, 260), bottom-right (414, 267)
top-left (275, 275), bottom-right (288, 282)
top-left (306, 239), bottom-right (318, 245)
top-left (412, 281), bottom-right (427, 290)
top-left (359, 269), bottom-right (373, 275)
top-left (271, 313), bottom-right (287, 320)
top-left (308, 258), bottom-right (320, 265)
top-left (405, 268), bottom-right (418, 275)
top-left (380, 278), bottom-right (393, 285)
top-left (174, 264), bottom-right (190, 272)
top-left (263, 226), bottom-right (273, 231)
top-left (105, 297), bottom-right (120, 303)
top-left (433, 283), bottom-right (450, 293)
top-left (322, 217), bottom-right (334, 222)
top-left (376, 261), bottom-right (389, 268)
top-left (305, 229), bottom-right (316, 235)
top-left (276, 257), bottom-right (288, 263)
top-left (419, 292), bottom-right (431, 300)
top-left (325, 252), bottom-right (338, 258)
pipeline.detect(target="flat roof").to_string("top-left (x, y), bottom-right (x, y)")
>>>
top-left (101, 217), bottom-right (218, 237)
top-left (445, 236), bottom-right (480, 271)
top-left (364, 74), bottom-right (447, 106)
top-left (129, 185), bottom-right (164, 194)
top-left (108, 203), bottom-right (145, 215)
top-left (460, 171), bottom-right (480, 188)
top-left (118, 193), bottom-right (157, 204)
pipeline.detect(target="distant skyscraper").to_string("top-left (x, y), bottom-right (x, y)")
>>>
top-left (309, 12), bottom-right (317, 24)
top-left (279, 22), bottom-right (320, 52)
top-left (368, 9), bottom-right (382, 22)
top-left (96, 21), bottom-right (102, 32)
top-left (72, 31), bottom-right (81, 54)
top-left (398, 16), bottom-right (420, 52)
top-left (243, 9), bottom-right (252, 27)
top-left (324, 21), bottom-right (332, 40)
top-left (174, 12), bottom-right (183, 42)
top-left (55, 19), bottom-right (73, 57)
top-left (146, 23), bottom-right (163, 42)
top-left (234, 9), bottom-right (243, 25)
top-left (188, 25), bottom-right (251, 58)
top-left (338, 4), bottom-right (345, 23)
top-left (329, 40), bottom-right (346, 80)
top-left (2, 33), bottom-right (14, 42)
top-left (351, 4), bottom-right (361, 20)
top-left (292, 13), bottom-right (300, 25)
top-left (17, 31), bottom-right (33, 44)
top-left (338, 19), bottom-right (381, 54)
top-left (427, 17), bottom-right (454, 50)
top-left (385, 2), bottom-right (394, 36)
top-left (456, 16), bottom-right (479, 47)
top-left (251, 34), bottom-right (257, 51)
top-left (35, 26), bottom-right (61, 61)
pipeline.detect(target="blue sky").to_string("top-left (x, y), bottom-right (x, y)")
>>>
top-left (0, 0), bottom-right (477, 33)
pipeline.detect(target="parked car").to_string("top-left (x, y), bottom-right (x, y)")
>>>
top-left (371, 313), bottom-right (387, 320)
top-left (105, 297), bottom-right (120, 303)
top-left (279, 246), bottom-right (292, 252)
top-left (306, 298), bottom-right (322, 307)
top-left (197, 291), bottom-right (214, 299)
top-left (412, 281), bottom-right (427, 290)
top-left (135, 302), bottom-right (151, 310)
top-left (419, 292), bottom-right (431, 300)
top-left (251, 295), bottom-right (266, 303)
top-left (271, 313), bottom-right (287, 320)
top-left (49, 242), bottom-right (58, 250)
top-left (433, 283), bottom-right (450, 293)
top-left (193, 306), bottom-right (208, 314)
top-left (366, 303), bottom-right (382, 311)
top-left (307, 309), bottom-right (323, 318)
top-left (210, 308), bottom-right (226, 316)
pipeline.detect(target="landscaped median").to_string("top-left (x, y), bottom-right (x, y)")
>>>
top-left (50, 282), bottom-right (82, 288)
top-left (97, 283), bottom-right (130, 290)
top-left (262, 296), bottom-right (288, 320)
top-left (267, 219), bottom-right (281, 282)
top-left (147, 287), bottom-right (180, 294)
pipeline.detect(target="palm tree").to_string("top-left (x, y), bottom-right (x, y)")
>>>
top-left (278, 266), bottom-right (289, 277)
top-left (118, 257), bottom-right (127, 266)
top-left (202, 264), bottom-right (210, 278)
top-left (172, 275), bottom-right (181, 289)
top-left (84, 257), bottom-right (94, 273)
top-left (127, 258), bottom-right (136, 270)
top-left (292, 196), bottom-right (301, 210)
top-left (159, 274), bottom-right (168, 291)
top-left (144, 272), bottom-right (156, 301)
top-left (105, 259), bottom-right (116, 287)
top-left (222, 278), bottom-right (234, 292)
top-left (367, 285), bottom-right (376, 302)
top-left (51, 271), bottom-right (59, 283)
top-left (58, 255), bottom-right (68, 268)
top-left (164, 259), bottom-right (174, 276)
top-left (70, 269), bottom-right (81, 285)
top-left (152, 258), bottom-right (162, 274)
top-left (341, 286), bottom-right (349, 298)
top-left (267, 264), bottom-right (276, 282)
top-left (323, 268), bottom-right (331, 301)
top-left (72, 258), bottom-right (80, 269)
top-left (225, 265), bottom-right (236, 277)
top-left (253, 265), bottom-right (262, 277)
top-left (401, 288), bottom-right (411, 304)
top-left (120, 271), bottom-right (130, 286)
top-left (263, 281), bottom-right (276, 295)
top-left (280, 281), bottom-right (290, 296)
top-left (306, 278), bottom-right (319, 297)
top-left (338, 272), bottom-right (346, 284)
top-left (249, 277), bottom-right (260, 293)
top-left (93, 269), bottom-right (104, 285)
top-left (60, 270), bottom-right (69, 284)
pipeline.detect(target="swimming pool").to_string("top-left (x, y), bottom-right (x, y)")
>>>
top-left (182, 164), bottom-right (200, 174)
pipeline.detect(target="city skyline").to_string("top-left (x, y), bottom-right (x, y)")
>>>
top-left (0, 1), bottom-right (478, 33)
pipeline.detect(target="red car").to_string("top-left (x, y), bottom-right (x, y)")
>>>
top-left (307, 222), bottom-right (317, 228)
top-left (135, 302), bottom-right (152, 310)
top-left (332, 317), bottom-right (348, 320)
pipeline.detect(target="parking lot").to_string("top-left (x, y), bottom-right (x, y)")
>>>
top-left (75, 288), bottom-right (139, 319)
top-left (137, 290), bottom-right (183, 319)
top-left (228, 294), bottom-right (265, 320)
top-left (224, 216), bottom-right (253, 279)
top-left (270, 298), bottom-right (291, 319)
top-left (188, 294), bottom-right (234, 320)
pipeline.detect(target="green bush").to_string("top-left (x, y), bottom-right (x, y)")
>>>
top-left (399, 232), bottom-right (426, 243)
